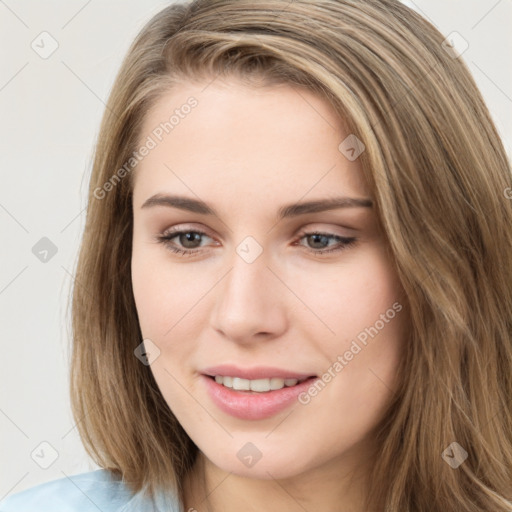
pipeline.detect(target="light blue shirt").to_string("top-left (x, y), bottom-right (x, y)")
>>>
top-left (0, 469), bottom-right (183, 512)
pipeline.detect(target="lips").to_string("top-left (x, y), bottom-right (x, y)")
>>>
top-left (200, 364), bottom-right (319, 420)
top-left (201, 364), bottom-right (316, 381)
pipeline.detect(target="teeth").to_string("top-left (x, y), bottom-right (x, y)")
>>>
top-left (213, 375), bottom-right (307, 392)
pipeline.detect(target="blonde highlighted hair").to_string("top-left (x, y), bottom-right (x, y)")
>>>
top-left (70, 0), bottom-right (512, 510)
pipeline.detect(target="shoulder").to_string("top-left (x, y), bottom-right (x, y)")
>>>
top-left (0, 469), bottom-right (182, 512)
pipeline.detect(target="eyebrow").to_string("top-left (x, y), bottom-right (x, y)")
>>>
top-left (141, 194), bottom-right (373, 219)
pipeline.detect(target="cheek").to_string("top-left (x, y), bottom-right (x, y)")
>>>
top-left (131, 250), bottom-right (204, 406)
top-left (131, 252), bottom-right (163, 338)
top-left (297, 245), bottom-right (405, 400)
top-left (131, 243), bottom-right (206, 340)
top-left (294, 246), bottom-right (403, 344)
top-left (131, 268), bottom-right (173, 358)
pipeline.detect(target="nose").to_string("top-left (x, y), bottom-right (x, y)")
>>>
top-left (210, 246), bottom-right (289, 344)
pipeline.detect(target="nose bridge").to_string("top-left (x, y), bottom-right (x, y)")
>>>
top-left (211, 238), bottom-right (287, 341)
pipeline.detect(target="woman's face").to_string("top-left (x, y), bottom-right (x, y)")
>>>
top-left (131, 77), bottom-right (406, 481)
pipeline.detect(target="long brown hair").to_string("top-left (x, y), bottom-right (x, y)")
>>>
top-left (70, 1), bottom-right (512, 509)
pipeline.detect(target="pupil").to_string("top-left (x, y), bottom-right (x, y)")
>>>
top-left (181, 232), bottom-right (201, 248)
top-left (309, 234), bottom-right (327, 249)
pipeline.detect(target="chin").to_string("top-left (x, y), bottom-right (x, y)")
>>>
top-left (201, 440), bottom-right (314, 481)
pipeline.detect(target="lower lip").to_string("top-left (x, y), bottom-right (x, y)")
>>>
top-left (202, 375), bottom-right (318, 421)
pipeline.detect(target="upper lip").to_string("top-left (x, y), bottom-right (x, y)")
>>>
top-left (202, 364), bottom-right (316, 380)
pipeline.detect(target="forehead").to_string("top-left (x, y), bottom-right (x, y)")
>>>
top-left (133, 78), bottom-right (370, 207)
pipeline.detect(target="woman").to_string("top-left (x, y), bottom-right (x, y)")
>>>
top-left (2, 0), bottom-right (511, 511)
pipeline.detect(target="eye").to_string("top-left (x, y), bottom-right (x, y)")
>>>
top-left (156, 229), bottom-right (214, 257)
top-left (294, 231), bottom-right (357, 256)
top-left (155, 228), bottom-right (357, 257)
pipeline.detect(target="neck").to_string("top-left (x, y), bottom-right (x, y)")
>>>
top-left (182, 447), bottom-right (376, 512)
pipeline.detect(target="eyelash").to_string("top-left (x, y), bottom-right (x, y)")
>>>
top-left (155, 229), bottom-right (357, 257)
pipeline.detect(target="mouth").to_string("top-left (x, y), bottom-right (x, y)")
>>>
top-left (201, 373), bottom-right (319, 420)
top-left (204, 374), bottom-right (316, 393)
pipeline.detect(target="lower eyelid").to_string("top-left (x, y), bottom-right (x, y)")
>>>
top-left (159, 230), bottom-right (345, 245)
top-left (157, 230), bottom-right (357, 256)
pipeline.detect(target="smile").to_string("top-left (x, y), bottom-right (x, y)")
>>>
top-left (212, 375), bottom-right (310, 392)
top-left (202, 375), bottom-right (319, 420)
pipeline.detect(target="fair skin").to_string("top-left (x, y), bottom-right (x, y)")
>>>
top-left (131, 76), bottom-right (406, 512)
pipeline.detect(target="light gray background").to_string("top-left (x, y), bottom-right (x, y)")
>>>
top-left (1, 0), bottom-right (511, 499)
